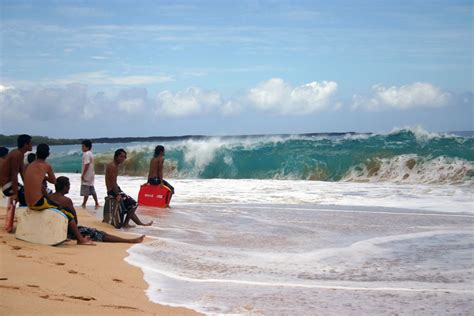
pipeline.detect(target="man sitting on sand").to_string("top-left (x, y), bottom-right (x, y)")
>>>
top-left (50, 176), bottom-right (145, 243)
top-left (147, 145), bottom-right (174, 195)
top-left (0, 134), bottom-right (32, 206)
top-left (105, 148), bottom-right (152, 228)
top-left (24, 143), bottom-right (94, 246)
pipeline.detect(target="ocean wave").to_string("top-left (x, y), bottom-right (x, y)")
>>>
top-left (343, 154), bottom-right (474, 185)
top-left (46, 128), bottom-right (473, 185)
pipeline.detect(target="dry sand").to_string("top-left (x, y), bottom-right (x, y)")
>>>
top-left (0, 205), bottom-right (201, 315)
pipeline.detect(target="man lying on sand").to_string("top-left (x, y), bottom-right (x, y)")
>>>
top-left (50, 176), bottom-right (145, 243)
top-left (105, 148), bottom-right (152, 228)
top-left (24, 143), bottom-right (94, 246)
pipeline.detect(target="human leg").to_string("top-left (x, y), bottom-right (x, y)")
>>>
top-left (103, 233), bottom-right (145, 243)
top-left (92, 191), bottom-right (100, 209)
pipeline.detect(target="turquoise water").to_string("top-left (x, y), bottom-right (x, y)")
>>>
top-left (46, 128), bottom-right (473, 184)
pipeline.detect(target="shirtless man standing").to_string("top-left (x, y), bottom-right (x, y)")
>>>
top-left (50, 176), bottom-right (145, 243)
top-left (105, 148), bottom-right (152, 228)
top-left (0, 134), bottom-right (32, 206)
top-left (24, 143), bottom-right (94, 245)
top-left (147, 145), bottom-right (174, 195)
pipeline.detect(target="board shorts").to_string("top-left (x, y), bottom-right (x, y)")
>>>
top-left (107, 187), bottom-right (138, 212)
top-left (29, 196), bottom-right (75, 222)
top-left (68, 226), bottom-right (106, 242)
top-left (80, 184), bottom-right (96, 197)
top-left (2, 182), bottom-right (27, 206)
top-left (147, 178), bottom-right (175, 194)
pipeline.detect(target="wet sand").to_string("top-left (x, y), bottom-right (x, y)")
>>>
top-left (0, 205), bottom-right (200, 315)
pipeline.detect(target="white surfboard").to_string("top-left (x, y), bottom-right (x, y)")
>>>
top-left (15, 207), bottom-right (68, 246)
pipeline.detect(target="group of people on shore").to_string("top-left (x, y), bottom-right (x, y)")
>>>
top-left (0, 134), bottom-right (174, 246)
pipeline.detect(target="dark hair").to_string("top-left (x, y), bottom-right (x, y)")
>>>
top-left (55, 176), bottom-right (70, 192)
top-left (17, 134), bottom-right (32, 149)
top-left (0, 147), bottom-right (9, 158)
top-left (114, 148), bottom-right (126, 159)
top-left (154, 145), bottom-right (165, 157)
top-left (82, 139), bottom-right (92, 150)
top-left (36, 143), bottom-right (50, 160)
top-left (27, 153), bottom-right (36, 164)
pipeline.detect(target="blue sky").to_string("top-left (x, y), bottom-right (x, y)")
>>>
top-left (0, 0), bottom-right (472, 138)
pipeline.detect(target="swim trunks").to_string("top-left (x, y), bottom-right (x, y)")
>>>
top-left (147, 178), bottom-right (175, 194)
top-left (2, 182), bottom-right (27, 206)
top-left (29, 196), bottom-right (74, 222)
top-left (107, 187), bottom-right (137, 211)
top-left (68, 226), bottom-right (106, 242)
top-left (80, 184), bottom-right (96, 196)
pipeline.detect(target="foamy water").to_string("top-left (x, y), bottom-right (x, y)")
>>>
top-left (58, 173), bottom-right (474, 315)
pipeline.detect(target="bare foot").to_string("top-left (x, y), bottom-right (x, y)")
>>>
top-left (81, 204), bottom-right (86, 209)
top-left (77, 236), bottom-right (95, 246)
top-left (95, 204), bottom-right (101, 210)
top-left (77, 239), bottom-right (95, 246)
top-left (123, 223), bottom-right (136, 228)
top-left (140, 221), bottom-right (153, 226)
top-left (129, 235), bottom-right (146, 243)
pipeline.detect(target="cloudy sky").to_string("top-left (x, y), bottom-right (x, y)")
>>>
top-left (0, 0), bottom-right (472, 138)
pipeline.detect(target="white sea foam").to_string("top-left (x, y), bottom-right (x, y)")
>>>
top-left (59, 173), bottom-right (474, 315)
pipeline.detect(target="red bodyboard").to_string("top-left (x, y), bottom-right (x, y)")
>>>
top-left (4, 198), bottom-right (16, 233)
top-left (138, 184), bottom-right (172, 208)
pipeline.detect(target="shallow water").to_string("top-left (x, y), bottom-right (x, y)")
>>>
top-left (60, 173), bottom-right (474, 315)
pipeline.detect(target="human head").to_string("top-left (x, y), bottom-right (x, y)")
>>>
top-left (154, 145), bottom-right (165, 157)
top-left (36, 143), bottom-right (50, 160)
top-left (114, 148), bottom-right (127, 163)
top-left (27, 153), bottom-right (36, 164)
top-left (0, 147), bottom-right (9, 158)
top-left (81, 139), bottom-right (92, 152)
top-left (17, 134), bottom-right (32, 150)
top-left (55, 176), bottom-right (70, 194)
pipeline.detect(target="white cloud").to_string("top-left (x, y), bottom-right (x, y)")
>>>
top-left (352, 82), bottom-right (452, 111)
top-left (116, 88), bottom-right (149, 114)
top-left (247, 78), bottom-right (338, 114)
top-left (50, 71), bottom-right (173, 86)
top-left (0, 84), bottom-right (14, 92)
top-left (155, 87), bottom-right (223, 117)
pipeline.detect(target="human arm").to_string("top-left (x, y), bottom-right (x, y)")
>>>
top-left (81, 152), bottom-right (92, 182)
top-left (81, 163), bottom-right (90, 182)
top-left (45, 164), bottom-right (56, 184)
top-left (63, 196), bottom-right (79, 223)
top-left (105, 164), bottom-right (121, 201)
top-left (10, 151), bottom-right (22, 201)
top-left (157, 157), bottom-right (164, 186)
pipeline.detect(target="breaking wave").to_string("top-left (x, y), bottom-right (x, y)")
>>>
top-left (47, 128), bottom-right (473, 185)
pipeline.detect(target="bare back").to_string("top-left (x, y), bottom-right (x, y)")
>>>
top-left (0, 149), bottom-right (24, 187)
top-left (105, 161), bottom-right (119, 193)
top-left (24, 160), bottom-right (56, 205)
top-left (148, 156), bottom-right (164, 179)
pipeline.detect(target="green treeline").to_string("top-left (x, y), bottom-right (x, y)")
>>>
top-left (0, 134), bottom-right (207, 147)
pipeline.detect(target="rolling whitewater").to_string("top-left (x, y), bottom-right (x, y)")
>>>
top-left (44, 128), bottom-right (473, 315)
top-left (48, 128), bottom-right (473, 185)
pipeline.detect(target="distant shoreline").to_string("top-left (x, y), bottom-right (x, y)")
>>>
top-left (0, 132), bottom-right (361, 146)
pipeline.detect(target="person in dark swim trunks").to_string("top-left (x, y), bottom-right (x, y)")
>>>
top-left (24, 143), bottom-right (94, 246)
top-left (50, 176), bottom-right (145, 243)
top-left (0, 134), bottom-right (32, 206)
top-left (105, 149), bottom-right (152, 228)
top-left (147, 145), bottom-right (174, 195)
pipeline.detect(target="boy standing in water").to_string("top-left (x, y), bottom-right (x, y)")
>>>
top-left (147, 145), bottom-right (175, 195)
top-left (81, 139), bottom-right (100, 209)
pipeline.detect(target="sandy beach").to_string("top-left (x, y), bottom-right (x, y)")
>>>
top-left (0, 205), bottom-right (200, 315)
